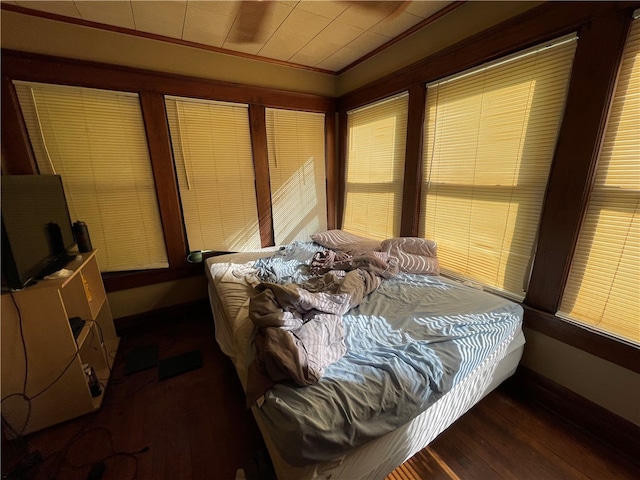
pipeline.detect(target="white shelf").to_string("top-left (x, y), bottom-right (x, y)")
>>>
top-left (1, 250), bottom-right (120, 437)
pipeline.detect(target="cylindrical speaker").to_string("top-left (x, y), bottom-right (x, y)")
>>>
top-left (73, 221), bottom-right (93, 253)
top-left (46, 222), bottom-right (65, 255)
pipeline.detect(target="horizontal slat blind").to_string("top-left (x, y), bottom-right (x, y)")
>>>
top-left (14, 81), bottom-right (168, 272)
top-left (420, 36), bottom-right (577, 299)
top-left (559, 18), bottom-right (640, 345)
top-left (343, 92), bottom-right (408, 240)
top-left (165, 96), bottom-right (261, 252)
top-left (265, 108), bottom-right (327, 245)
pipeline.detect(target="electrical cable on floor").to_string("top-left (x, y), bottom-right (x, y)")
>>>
top-left (1, 348), bottom-right (85, 455)
top-left (58, 426), bottom-right (149, 480)
top-left (2, 299), bottom-right (151, 479)
top-left (1, 292), bottom-right (32, 438)
top-left (94, 321), bottom-right (113, 374)
top-left (2, 293), bottom-right (86, 437)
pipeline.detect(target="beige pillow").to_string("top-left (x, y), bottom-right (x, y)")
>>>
top-left (310, 230), bottom-right (381, 253)
top-left (381, 237), bottom-right (439, 275)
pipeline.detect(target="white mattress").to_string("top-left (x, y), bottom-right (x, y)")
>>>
top-left (206, 251), bottom-right (525, 480)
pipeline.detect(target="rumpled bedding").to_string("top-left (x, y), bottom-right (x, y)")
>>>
top-left (246, 247), bottom-right (400, 405)
top-left (213, 241), bottom-right (523, 467)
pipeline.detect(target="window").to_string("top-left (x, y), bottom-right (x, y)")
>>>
top-left (14, 82), bottom-right (168, 272)
top-left (420, 36), bottom-right (577, 299)
top-left (265, 108), bottom-right (327, 244)
top-left (343, 92), bottom-right (408, 240)
top-left (559, 17), bottom-right (640, 345)
top-left (165, 96), bottom-right (261, 252)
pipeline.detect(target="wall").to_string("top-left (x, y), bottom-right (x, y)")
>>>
top-left (1, 3), bottom-right (543, 99)
top-left (2, 3), bottom-right (638, 427)
top-left (106, 276), bottom-right (208, 320)
top-left (0, 2), bottom-right (541, 318)
top-left (0, 9), bottom-right (336, 97)
top-left (1, 8), bottom-right (337, 317)
top-left (336, 2), bottom-right (640, 427)
top-left (337, 1), bottom-right (541, 95)
top-left (522, 329), bottom-right (640, 425)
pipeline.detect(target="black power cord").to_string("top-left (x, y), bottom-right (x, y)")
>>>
top-left (2, 295), bottom-right (149, 480)
top-left (1, 294), bottom-right (118, 437)
top-left (2, 292), bottom-right (32, 439)
top-left (54, 426), bottom-right (148, 480)
top-left (25, 418), bottom-right (149, 480)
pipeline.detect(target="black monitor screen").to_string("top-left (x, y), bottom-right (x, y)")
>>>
top-left (1, 175), bottom-right (76, 289)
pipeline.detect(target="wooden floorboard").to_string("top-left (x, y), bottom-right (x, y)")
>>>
top-left (2, 311), bottom-right (638, 480)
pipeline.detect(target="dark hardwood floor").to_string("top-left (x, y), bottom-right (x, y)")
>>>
top-left (3, 307), bottom-right (638, 480)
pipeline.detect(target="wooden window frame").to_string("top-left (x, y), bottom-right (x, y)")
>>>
top-left (343, 92), bottom-right (410, 240)
top-left (2, 2), bottom-right (637, 370)
top-left (1, 50), bottom-right (336, 292)
top-left (337, 1), bottom-right (640, 372)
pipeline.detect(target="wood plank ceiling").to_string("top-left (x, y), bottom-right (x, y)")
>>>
top-left (1, 1), bottom-right (456, 73)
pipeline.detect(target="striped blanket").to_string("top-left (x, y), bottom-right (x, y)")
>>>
top-left (246, 251), bottom-right (398, 406)
top-left (238, 242), bottom-right (522, 467)
top-left (247, 244), bottom-right (522, 467)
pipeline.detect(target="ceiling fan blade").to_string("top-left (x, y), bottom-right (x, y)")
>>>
top-left (228, 1), bottom-right (273, 43)
top-left (350, 1), bottom-right (410, 19)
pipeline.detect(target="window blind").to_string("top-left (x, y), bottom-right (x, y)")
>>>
top-left (559, 18), bottom-right (640, 345)
top-left (420, 36), bottom-right (577, 299)
top-left (14, 81), bottom-right (168, 272)
top-left (265, 108), bottom-right (327, 244)
top-left (164, 96), bottom-right (261, 252)
top-left (343, 92), bottom-right (408, 240)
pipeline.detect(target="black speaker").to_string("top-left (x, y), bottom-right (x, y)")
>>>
top-left (72, 221), bottom-right (93, 253)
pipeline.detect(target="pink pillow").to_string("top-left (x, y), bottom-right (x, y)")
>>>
top-left (381, 237), bottom-right (439, 275)
top-left (310, 230), bottom-right (381, 253)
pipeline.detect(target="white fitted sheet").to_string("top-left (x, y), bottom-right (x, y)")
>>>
top-left (206, 251), bottom-right (525, 479)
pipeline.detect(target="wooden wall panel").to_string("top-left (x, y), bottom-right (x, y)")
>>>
top-left (248, 104), bottom-right (274, 248)
top-left (526, 10), bottom-right (634, 312)
top-left (1, 50), bottom-right (336, 113)
top-left (139, 92), bottom-right (188, 269)
top-left (338, 1), bottom-right (640, 368)
top-left (336, 111), bottom-right (348, 230)
top-left (523, 307), bottom-right (639, 373)
top-left (1, 49), bottom-right (335, 289)
top-left (1, 77), bottom-right (37, 175)
top-left (400, 84), bottom-right (426, 237)
top-left (325, 113), bottom-right (337, 230)
top-left (339, 2), bottom-right (638, 112)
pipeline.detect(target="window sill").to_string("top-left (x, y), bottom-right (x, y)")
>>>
top-left (522, 305), bottom-right (639, 373)
top-left (102, 264), bottom-right (204, 292)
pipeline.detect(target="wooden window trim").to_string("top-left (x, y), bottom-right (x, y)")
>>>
top-left (1, 49), bottom-right (336, 291)
top-left (400, 84), bottom-right (426, 237)
top-left (139, 92), bottom-right (189, 269)
top-left (102, 264), bottom-right (203, 292)
top-left (325, 113), bottom-right (337, 230)
top-left (526, 10), bottom-right (634, 312)
top-left (523, 307), bottom-right (639, 374)
top-left (249, 104), bottom-right (275, 248)
top-left (338, 2), bottom-right (638, 112)
top-left (3, 3), bottom-right (638, 368)
top-left (336, 111), bottom-right (348, 230)
top-left (1, 49), bottom-right (335, 113)
top-left (1, 77), bottom-right (37, 175)
top-left (337, 2), bottom-right (640, 369)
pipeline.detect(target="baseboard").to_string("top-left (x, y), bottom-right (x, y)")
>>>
top-left (505, 366), bottom-right (640, 464)
top-left (113, 298), bottom-right (211, 335)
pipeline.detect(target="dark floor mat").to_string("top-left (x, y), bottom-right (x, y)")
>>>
top-left (124, 344), bottom-right (159, 375)
top-left (158, 349), bottom-right (203, 380)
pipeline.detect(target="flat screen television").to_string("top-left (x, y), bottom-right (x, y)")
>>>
top-left (1, 175), bottom-right (76, 290)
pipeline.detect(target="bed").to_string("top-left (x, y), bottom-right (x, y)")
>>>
top-left (205, 234), bottom-right (525, 480)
